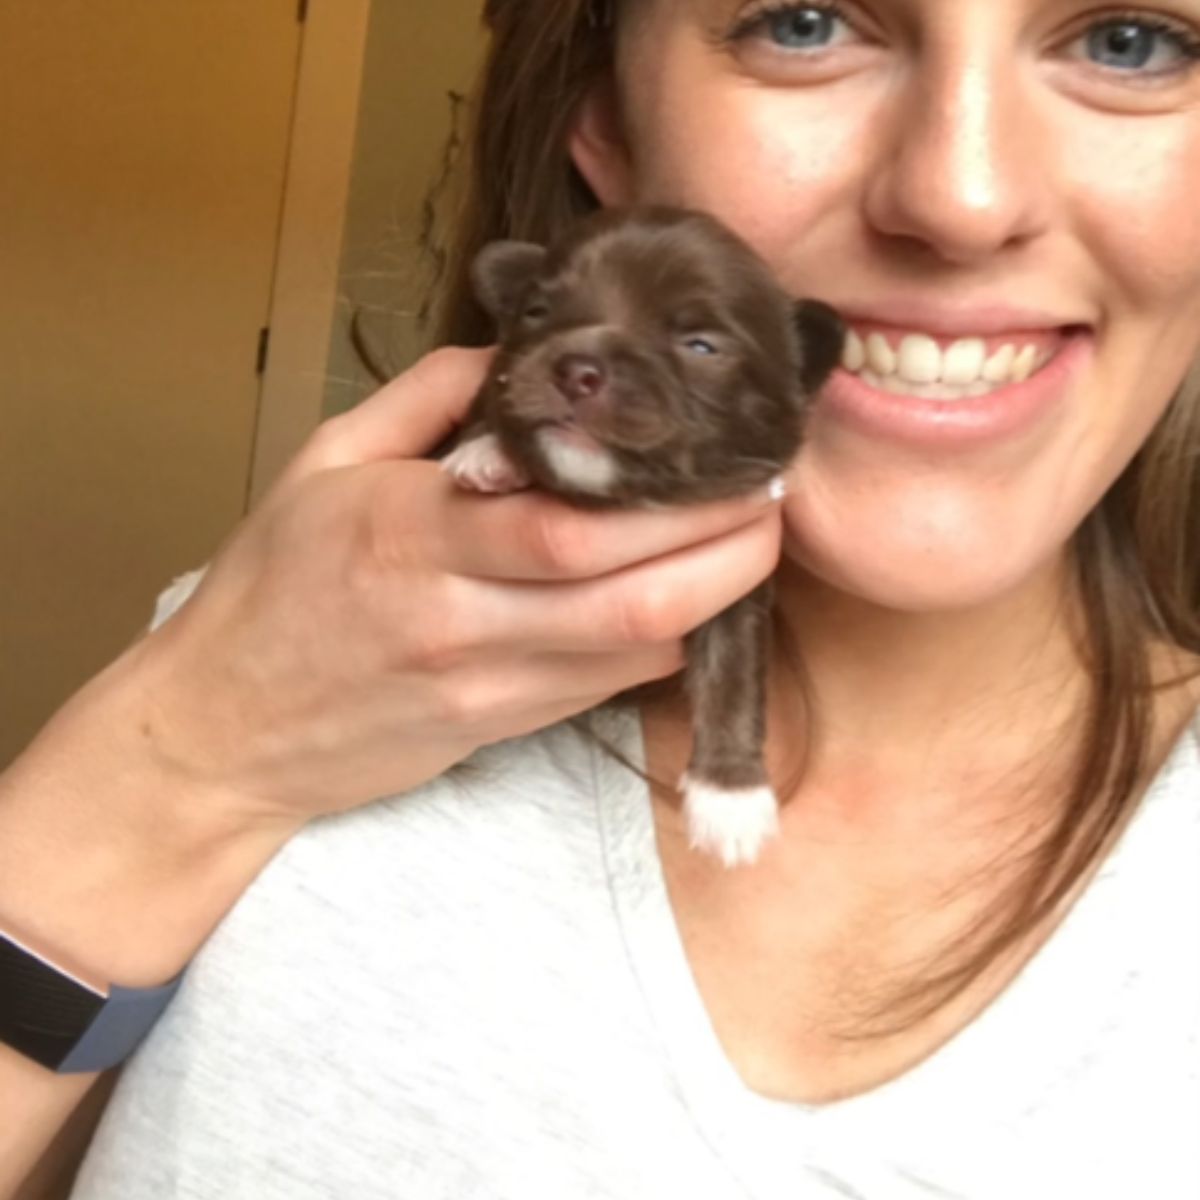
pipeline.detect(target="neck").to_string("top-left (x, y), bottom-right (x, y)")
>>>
top-left (763, 555), bottom-right (1088, 830)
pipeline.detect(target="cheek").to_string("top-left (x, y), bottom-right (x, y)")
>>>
top-left (619, 44), bottom-right (861, 255)
top-left (1064, 112), bottom-right (1200, 316)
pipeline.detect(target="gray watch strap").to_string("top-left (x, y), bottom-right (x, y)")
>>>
top-left (56, 974), bottom-right (186, 1074)
top-left (0, 928), bottom-right (186, 1074)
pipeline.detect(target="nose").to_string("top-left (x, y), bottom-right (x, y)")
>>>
top-left (863, 36), bottom-right (1054, 264)
top-left (553, 353), bottom-right (607, 402)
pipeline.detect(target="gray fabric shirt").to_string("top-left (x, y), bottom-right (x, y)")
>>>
top-left (71, 571), bottom-right (1200, 1199)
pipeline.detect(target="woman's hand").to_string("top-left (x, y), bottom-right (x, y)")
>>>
top-left (128, 346), bottom-right (787, 828)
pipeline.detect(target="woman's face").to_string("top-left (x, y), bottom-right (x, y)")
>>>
top-left (570, 0), bottom-right (1200, 611)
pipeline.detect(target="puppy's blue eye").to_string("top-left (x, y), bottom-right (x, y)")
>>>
top-left (683, 336), bottom-right (718, 355)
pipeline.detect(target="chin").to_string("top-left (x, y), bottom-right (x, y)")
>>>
top-left (784, 553), bottom-right (1044, 614)
top-left (778, 509), bottom-right (1069, 616)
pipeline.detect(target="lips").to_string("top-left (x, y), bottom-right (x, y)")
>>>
top-left (816, 326), bottom-right (1095, 449)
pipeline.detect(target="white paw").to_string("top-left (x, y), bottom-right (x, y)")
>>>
top-left (441, 433), bottom-right (530, 493)
top-left (681, 775), bottom-right (779, 869)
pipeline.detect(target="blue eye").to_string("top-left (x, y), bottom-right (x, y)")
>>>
top-left (765, 6), bottom-right (837, 50)
top-left (1079, 17), bottom-right (1200, 74)
top-left (727, 2), bottom-right (852, 53)
top-left (683, 336), bottom-right (718, 355)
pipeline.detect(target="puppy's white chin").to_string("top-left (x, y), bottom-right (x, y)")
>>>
top-left (680, 775), bottom-right (780, 868)
top-left (536, 427), bottom-right (619, 497)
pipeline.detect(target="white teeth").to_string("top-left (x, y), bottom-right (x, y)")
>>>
top-left (842, 329), bottom-right (866, 372)
top-left (982, 343), bottom-right (1016, 383)
top-left (897, 335), bottom-right (941, 384)
top-left (1012, 345), bottom-right (1038, 382)
top-left (860, 369), bottom-right (995, 400)
top-left (866, 333), bottom-right (896, 376)
top-left (942, 338), bottom-right (987, 385)
top-left (841, 329), bottom-right (1057, 396)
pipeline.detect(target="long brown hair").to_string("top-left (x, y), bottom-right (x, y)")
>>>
top-left (412, 0), bottom-right (1200, 1034)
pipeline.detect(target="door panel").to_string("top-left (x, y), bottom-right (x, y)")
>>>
top-left (0, 2), bottom-right (303, 764)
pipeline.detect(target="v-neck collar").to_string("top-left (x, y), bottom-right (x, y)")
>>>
top-left (589, 704), bottom-right (1199, 1199)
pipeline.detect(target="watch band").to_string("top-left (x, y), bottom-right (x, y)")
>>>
top-left (0, 929), bottom-right (184, 1073)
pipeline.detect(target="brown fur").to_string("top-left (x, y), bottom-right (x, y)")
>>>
top-left (447, 206), bottom-right (844, 822)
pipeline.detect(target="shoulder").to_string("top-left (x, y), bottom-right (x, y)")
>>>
top-left (225, 707), bottom-right (637, 926)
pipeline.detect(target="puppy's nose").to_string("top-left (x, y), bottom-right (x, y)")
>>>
top-left (552, 354), bottom-right (607, 402)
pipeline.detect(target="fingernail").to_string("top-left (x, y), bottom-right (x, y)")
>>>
top-left (765, 476), bottom-right (787, 503)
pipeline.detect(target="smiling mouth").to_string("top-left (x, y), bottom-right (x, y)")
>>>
top-left (840, 324), bottom-right (1084, 400)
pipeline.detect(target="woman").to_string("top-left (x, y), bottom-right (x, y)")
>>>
top-left (4, 0), bottom-right (1198, 1195)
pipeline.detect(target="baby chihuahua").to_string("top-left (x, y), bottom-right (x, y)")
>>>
top-left (443, 206), bottom-right (844, 866)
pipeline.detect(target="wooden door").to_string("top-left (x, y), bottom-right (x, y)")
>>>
top-left (0, 2), bottom-right (304, 765)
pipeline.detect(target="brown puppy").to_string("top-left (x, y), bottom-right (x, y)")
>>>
top-left (443, 206), bottom-right (844, 866)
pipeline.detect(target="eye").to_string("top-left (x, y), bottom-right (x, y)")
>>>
top-left (725, 1), bottom-right (857, 54)
top-left (1067, 14), bottom-right (1200, 77)
top-left (682, 336), bottom-right (720, 356)
top-left (522, 298), bottom-right (549, 321)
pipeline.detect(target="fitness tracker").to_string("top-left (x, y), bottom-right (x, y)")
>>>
top-left (0, 929), bottom-right (184, 1073)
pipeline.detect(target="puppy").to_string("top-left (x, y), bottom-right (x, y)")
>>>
top-left (443, 206), bottom-right (844, 866)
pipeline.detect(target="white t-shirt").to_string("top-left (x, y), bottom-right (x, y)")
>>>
top-left (71, 572), bottom-right (1200, 1199)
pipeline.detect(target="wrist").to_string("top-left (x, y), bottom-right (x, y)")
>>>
top-left (0, 642), bottom-right (300, 989)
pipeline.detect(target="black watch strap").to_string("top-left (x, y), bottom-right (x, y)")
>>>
top-left (0, 930), bottom-right (184, 1073)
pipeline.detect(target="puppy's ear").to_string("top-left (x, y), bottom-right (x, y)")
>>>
top-left (794, 299), bottom-right (847, 392)
top-left (471, 241), bottom-right (548, 324)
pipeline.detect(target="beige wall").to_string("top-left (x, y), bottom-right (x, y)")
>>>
top-left (1, 3), bottom-right (482, 764)
top-left (0, 1), bottom-right (303, 766)
top-left (323, 4), bottom-right (486, 418)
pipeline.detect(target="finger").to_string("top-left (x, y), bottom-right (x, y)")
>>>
top-left (440, 513), bottom-right (782, 653)
top-left (281, 346), bottom-right (496, 483)
top-left (436, 644), bottom-right (686, 741)
top-left (411, 465), bottom-right (786, 582)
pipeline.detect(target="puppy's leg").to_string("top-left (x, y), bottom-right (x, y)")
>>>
top-left (680, 583), bottom-right (779, 868)
top-left (441, 428), bottom-right (531, 493)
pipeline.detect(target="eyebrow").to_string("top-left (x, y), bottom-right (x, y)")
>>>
top-left (690, 0), bottom-right (741, 19)
top-left (681, 0), bottom-right (767, 38)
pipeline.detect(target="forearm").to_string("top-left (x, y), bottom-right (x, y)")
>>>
top-left (0, 639), bottom-right (301, 1196)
